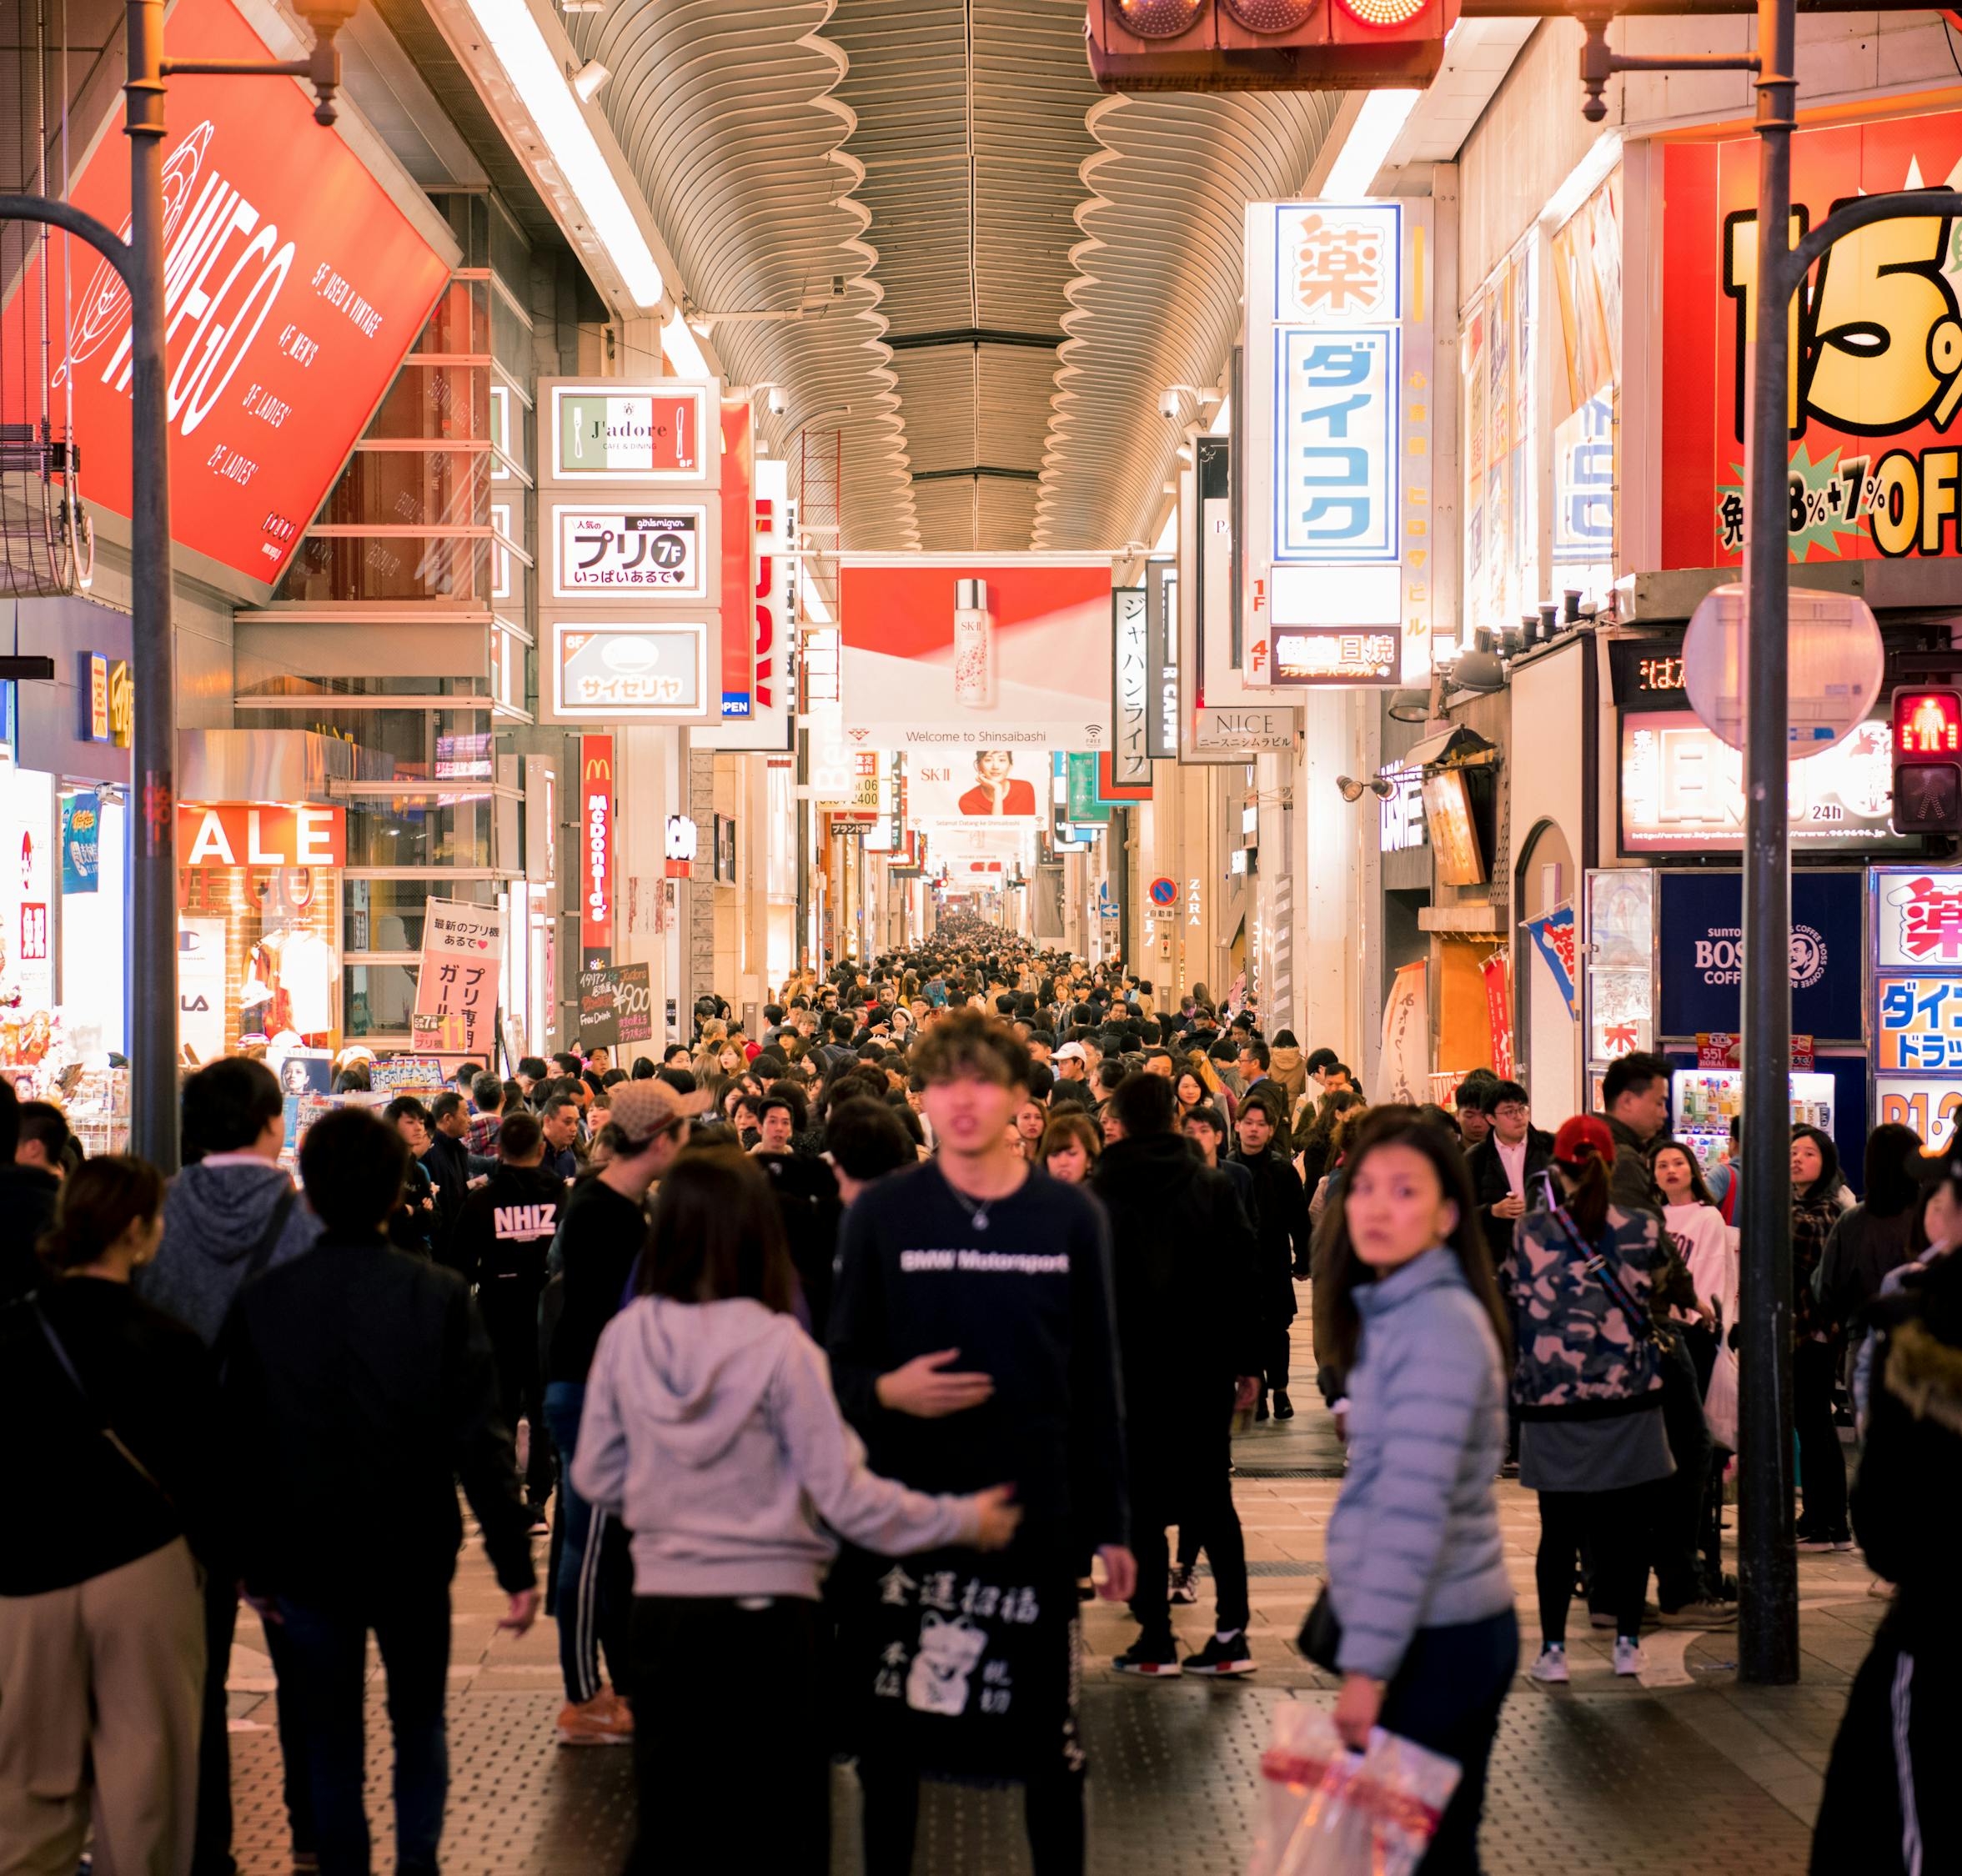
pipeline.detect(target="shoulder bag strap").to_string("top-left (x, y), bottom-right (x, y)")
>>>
top-left (1533, 1173), bottom-right (1659, 1344)
top-left (23, 1297), bottom-right (174, 1505)
top-left (241, 1184), bottom-right (299, 1284)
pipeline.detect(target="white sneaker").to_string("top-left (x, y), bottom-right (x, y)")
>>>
top-left (1528, 1645), bottom-right (1569, 1684)
top-left (1613, 1638), bottom-right (1645, 1678)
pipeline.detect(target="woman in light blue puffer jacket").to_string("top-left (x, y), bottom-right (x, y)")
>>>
top-left (1315, 1109), bottom-right (1517, 1876)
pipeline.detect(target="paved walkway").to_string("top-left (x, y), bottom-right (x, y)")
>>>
top-left (223, 1306), bottom-right (1868, 1873)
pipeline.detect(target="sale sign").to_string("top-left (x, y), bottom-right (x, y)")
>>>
top-left (178, 802), bottom-right (345, 867)
top-left (0, 0), bottom-right (450, 585)
top-left (1662, 110), bottom-right (1962, 567)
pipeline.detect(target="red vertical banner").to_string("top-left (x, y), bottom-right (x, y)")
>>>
top-left (1483, 949), bottom-right (1515, 1079)
top-left (719, 397), bottom-right (755, 718)
top-left (580, 735), bottom-right (615, 961)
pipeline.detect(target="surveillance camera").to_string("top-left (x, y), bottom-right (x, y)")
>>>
top-left (1158, 389), bottom-right (1182, 420)
top-left (767, 386), bottom-right (788, 416)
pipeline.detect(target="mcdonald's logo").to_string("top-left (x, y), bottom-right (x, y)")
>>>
top-left (584, 755), bottom-right (612, 780)
top-left (580, 732), bottom-right (615, 785)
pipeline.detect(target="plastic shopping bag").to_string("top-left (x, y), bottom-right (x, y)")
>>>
top-left (1250, 1701), bottom-right (1462, 1876)
top-left (1704, 1342), bottom-right (1739, 1452)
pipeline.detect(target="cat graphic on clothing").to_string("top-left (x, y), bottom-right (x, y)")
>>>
top-left (906, 1611), bottom-right (988, 1716)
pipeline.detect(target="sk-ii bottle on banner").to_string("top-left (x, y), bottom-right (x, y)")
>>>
top-left (954, 578), bottom-right (995, 707)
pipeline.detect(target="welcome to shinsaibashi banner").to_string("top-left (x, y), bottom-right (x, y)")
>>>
top-left (1661, 108), bottom-right (1962, 569)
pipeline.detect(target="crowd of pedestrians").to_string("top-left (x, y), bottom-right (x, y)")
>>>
top-left (0, 923), bottom-right (1951, 1876)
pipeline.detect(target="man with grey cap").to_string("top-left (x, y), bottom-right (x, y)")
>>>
top-left (542, 1075), bottom-right (708, 1746)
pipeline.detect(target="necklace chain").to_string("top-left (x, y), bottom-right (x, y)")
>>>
top-left (947, 1186), bottom-right (991, 1231)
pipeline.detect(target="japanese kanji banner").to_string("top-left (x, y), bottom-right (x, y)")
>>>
top-left (1661, 110), bottom-right (1962, 568)
top-left (413, 898), bottom-right (501, 1060)
top-left (1375, 960), bottom-right (1428, 1106)
top-left (1524, 905), bottom-right (1578, 1019)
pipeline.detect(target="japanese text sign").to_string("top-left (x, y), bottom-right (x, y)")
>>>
top-left (551, 504), bottom-right (710, 599)
top-left (1110, 587), bottom-right (1150, 787)
top-left (1272, 625), bottom-right (1400, 685)
top-left (1243, 198), bottom-right (1435, 688)
top-left (544, 382), bottom-right (713, 484)
top-left (413, 897), bottom-right (499, 1059)
top-left (549, 619), bottom-right (710, 723)
top-left (0, 0), bottom-right (451, 587)
top-left (1661, 112), bottom-right (1962, 568)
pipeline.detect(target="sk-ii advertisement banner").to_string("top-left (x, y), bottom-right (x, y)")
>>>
top-left (1661, 110), bottom-right (1962, 569)
top-left (1657, 870), bottom-right (1864, 1041)
top-left (60, 793), bottom-right (100, 895)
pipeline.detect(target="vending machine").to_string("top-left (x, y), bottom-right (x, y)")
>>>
top-left (1672, 1064), bottom-right (1837, 1177)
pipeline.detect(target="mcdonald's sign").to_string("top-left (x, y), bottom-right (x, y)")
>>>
top-left (580, 734), bottom-right (615, 956)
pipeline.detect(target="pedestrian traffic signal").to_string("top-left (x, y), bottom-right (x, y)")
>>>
top-left (1086, 0), bottom-right (1455, 91)
top-left (1892, 686), bottom-right (1962, 834)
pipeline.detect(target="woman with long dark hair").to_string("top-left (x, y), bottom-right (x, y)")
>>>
top-left (1790, 1124), bottom-right (1852, 1549)
top-left (572, 1148), bottom-right (1019, 1874)
top-left (1508, 1116), bottom-right (1676, 1684)
top-left (1314, 1110), bottom-right (1516, 1875)
top-left (1817, 1123), bottom-right (1924, 1422)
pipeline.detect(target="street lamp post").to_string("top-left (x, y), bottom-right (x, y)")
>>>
top-left (1576, 0), bottom-right (1962, 1682)
top-left (1, 0), bottom-right (354, 1169)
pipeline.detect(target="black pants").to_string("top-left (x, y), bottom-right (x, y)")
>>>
top-left (1649, 1335), bottom-right (1714, 1611)
top-left (193, 1568), bottom-right (237, 1876)
top-left (1794, 1338), bottom-right (1849, 1536)
top-left (1130, 1401), bottom-right (1250, 1639)
top-left (1263, 1320), bottom-right (1292, 1395)
top-left (484, 1298), bottom-right (552, 1508)
top-left (628, 1596), bottom-right (827, 1875)
top-left (860, 1755), bottom-right (1086, 1876)
top-left (1377, 1610), bottom-right (1518, 1876)
top-left (1536, 1484), bottom-right (1648, 1644)
top-left (1811, 1625), bottom-right (1960, 1875)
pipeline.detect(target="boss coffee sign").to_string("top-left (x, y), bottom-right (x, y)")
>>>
top-left (0, 0), bottom-right (450, 586)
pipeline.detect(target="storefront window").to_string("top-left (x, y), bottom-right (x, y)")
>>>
top-left (178, 864), bottom-right (343, 1061)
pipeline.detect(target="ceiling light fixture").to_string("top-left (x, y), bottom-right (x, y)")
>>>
top-left (462, 0), bottom-right (663, 306)
top-left (1322, 87), bottom-right (1422, 198)
top-left (660, 308), bottom-right (712, 379)
top-left (570, 58), bottom-right (609, 101)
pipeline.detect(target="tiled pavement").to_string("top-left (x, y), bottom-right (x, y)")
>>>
top-left (223, 1304), bottom-right (1870, 1873)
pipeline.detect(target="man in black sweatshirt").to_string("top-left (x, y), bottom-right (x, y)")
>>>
top-left (1091, 1072), bottom-right (1262, 1678)
top-left (830, 1008), bottom-right (1131, 1876)
top-left (449, 1111), bottom-right (565, 1523)
top-left (220, 1107), bottom-right (537, 1876)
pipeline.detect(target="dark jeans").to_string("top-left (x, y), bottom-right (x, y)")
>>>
top-left (276, 1583), bottom-right (452, 1876)
top-left (1811, 1625), bottom-right (1958, 1876)
top-left (861, 1755), bottom-right (1086, 1876)
top-left (1377, 1609), bottom-right (1518, 1876)
top-left (1794, 1338), bottom-right (1849, 1536)
top-left (543, 1381), bottom-right (633, 1705)
top-left (627, 1595), bottom-right (826, 1875)
top-left (193, 1568), bottom-right (237, 1876)
top-left (1130, 1399), bottom-right (1249, 1639)
top-left (1650, 1334), bottom-right (1714, 1610)
top-left (1536, 1484), bottom-right (1648, 1644)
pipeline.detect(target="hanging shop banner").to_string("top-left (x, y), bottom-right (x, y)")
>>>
top-left (578, 962), bottom-right (653, 1051)
top-left (0, 0), bottom-right (451, 589)
top-left (545, 617), bottom-right (715, 725)
top-left (1661, 110), bottom-right (1962, 568)
top-left (1548, 169), bottom-right (1622, 616)
top-left (1586, 868), bottom-right (1655, 1062)
top-left (1110, 587), bottom-right (1151, 786)
top-left (1376, 959), bottom-right (1428, 1105)
top-left (1145, 559), bottom-right (1177, 760)
top-left (176, 802), bottom-right (344, 867)
top-left (580, 736), bottom-right (615, 958)
top-left (1242, 199), bottom-right (1435, 687)
top-left (1483, 950), bottom-right (1515, 1079)
top-left (178, 915), bottom-right (228, 1064)
top-left (1190, 706), bottom-right (1300, 758)
top-left (1462, 238), bottom-right (1535, 643)
top-left (60, 792), bottom-right (100, 895)
top-left (1096, 750), bottom-right (1151, 804)
top-left (412, 898), bottom-right (500, 1058)
top-left (837, 556), bottom-right (1113, 752)
top-left (549, 503), bottom-right (714, 600)
top-left (541, 380), bottom-right (715, 485)
top-left (1271, 625), bottom-right (1400, 687)
top-left (1066, 754), bottom-right (1111, 825)
top-left (1524, 905), bottom-right (1579, 1018)
top-left (908, 748), bottom-right (1046, 823)
top-left (718, 395), bottom-right (755, 719)
top-left (1619, 710), bottom-right (1904, 855)
top-left (1658, 869), bottom-right (1864, 1041)
top-left (698, 455), bottom-right (794, 752)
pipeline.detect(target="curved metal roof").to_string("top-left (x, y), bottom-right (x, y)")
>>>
top-left (565, 2), bottom-right (1341, 554)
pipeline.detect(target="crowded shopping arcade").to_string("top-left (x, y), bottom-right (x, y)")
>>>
top-left (3, 0), bottom-right (1962, 1870)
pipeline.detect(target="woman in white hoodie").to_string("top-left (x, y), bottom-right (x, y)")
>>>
top-left (573, 1147), bottom-right (1019, 1874)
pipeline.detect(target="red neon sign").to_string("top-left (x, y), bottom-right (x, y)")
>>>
top-left (580, 735), bottom-right (615, 956)
top-left (0, 0), bottom-right (450, 587)
top-left (1894, 688), bottom-right (1962, 757)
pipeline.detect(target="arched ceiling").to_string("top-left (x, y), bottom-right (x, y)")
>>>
top-left (567, 1), bottom-right (1343, 554)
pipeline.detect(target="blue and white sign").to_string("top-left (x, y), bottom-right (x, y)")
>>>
top-left (1278, 330), bottom-right (1397, 561)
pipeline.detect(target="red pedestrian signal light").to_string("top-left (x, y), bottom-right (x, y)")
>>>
top-left (1088, 0), bottom-right (1453, 91)
top-left (1892, 686), bottom-right (1962, 835)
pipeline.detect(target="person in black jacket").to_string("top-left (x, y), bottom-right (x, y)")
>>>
top-left (1811, 1231), bottom-right (1962, 1874)
top-left (219, 1107), bottom-right (538, 1876)
top-left (1231, 1087), bottom-right (1312, 1420)
top-left (0, 1076), bottom-right (59, 1302)
top-left (0, 1156), bottom-right (218, 1875)
top-left (1092, 1073), bottom-right (1262, 1678)
top-left (449, 1111), bottom-right (565, 1523)
top-left (1463, 1080), bottom-right (1554, 1269)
